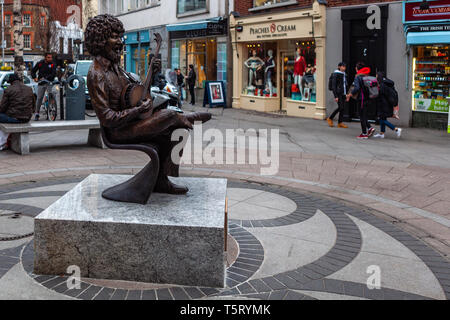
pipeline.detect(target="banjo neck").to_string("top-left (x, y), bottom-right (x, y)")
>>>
top-left (141, 33), bottom-right (162, 101)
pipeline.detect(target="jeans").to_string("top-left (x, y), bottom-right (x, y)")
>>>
top-left (189, 84), bottom-right (195, 104)
top-left (35, 84), bottom-right (52, 114)
top-left (329, 95), bottom-right (345, 123)
top-left (0, 113), bottom-right (21, 123)
top-left (379, 117), bottom-right (395, 133)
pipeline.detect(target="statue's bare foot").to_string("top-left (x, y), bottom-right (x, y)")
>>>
top-left (154, 177), bottom-right (188, 194)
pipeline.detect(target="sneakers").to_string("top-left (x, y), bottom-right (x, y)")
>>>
top-left (337, 122), bottom-right (348, 128)
top-left (327, 118), bottom-right (334, 127)
top-left (357, 134), bottom-right (369, 139)
top-left (367, 127), bottom-right (375, 137)
top-left (34, 114), bottom-right (39, 121)
top-left (373, 133), bottom-right (385, 139)
top-left (396, 128), bottom-right (402, 138)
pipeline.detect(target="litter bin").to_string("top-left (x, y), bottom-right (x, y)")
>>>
top-left (65, 74), bottom-right (86, 120)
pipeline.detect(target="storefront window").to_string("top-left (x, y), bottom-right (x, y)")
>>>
top-left (412, 45), bottom-right (449, 113)
top-left (217, 42), bottom-right (227, 82)
top-left (177, 0), bottom-right (206, 14)
top-left (242, 42), bottom-right (277, 97)
top-left (254, 0), bottom-right (292, 8)
top-left (132, 46), bottom-right (148, 80)
top-left (284, 39), bottom-right (316, 102)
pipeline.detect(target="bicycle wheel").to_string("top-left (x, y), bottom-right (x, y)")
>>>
top-left (47, 96), bottom-right (58, 121)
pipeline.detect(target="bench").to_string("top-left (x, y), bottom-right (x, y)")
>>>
top-left (0, 119), bottom-right (106, 155)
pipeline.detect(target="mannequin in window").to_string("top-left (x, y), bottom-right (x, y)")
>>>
top-left (294, 47), bottom-right (306, 94)
top-left (264, 49), bottom-right (275, 97)
top-left (244, 49), bottom-right (264, 89)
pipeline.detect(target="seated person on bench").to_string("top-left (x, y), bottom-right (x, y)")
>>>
top-left (0, 73), bottom-right (35, 150)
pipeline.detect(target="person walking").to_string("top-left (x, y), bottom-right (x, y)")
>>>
top-left (176, 68), bottom-right (185, 106)
top-left (346, 62), bottom-right (375, 139)
top-left (373, 72), bottom-right (402, 139)
top-left (186, 64), bottom-right (196, 105)
top-left (31, 53), bottom-right (56, 121)
top-left (327, 62), bottom-right (348, 128)
top-left (0, 73), bottom-right (35, 150)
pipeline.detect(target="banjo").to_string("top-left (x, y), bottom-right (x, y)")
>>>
top-left (120, 32), bottom-right (163, 119)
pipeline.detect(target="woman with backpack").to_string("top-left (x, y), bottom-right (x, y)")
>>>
top-left (373, 72), bottom-right (402, 139)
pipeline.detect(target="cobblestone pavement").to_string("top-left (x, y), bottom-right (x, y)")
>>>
top-left (0, 106), bottom-right (448, 299)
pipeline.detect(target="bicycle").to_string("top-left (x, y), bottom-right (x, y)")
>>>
top-left (38, 79), bottom-right (60, 121)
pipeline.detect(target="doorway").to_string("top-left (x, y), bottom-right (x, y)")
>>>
top-left (342, 5), bottom-right (388, 121)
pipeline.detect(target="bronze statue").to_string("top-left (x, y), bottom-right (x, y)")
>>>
top-left (85, 14), bottom-right (211, 204)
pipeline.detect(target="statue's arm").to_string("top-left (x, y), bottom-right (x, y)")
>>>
top-left (87, 72), bottom-right (141, 128)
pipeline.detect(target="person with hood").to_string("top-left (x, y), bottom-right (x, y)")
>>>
top-left (346, 62), bottom-right (375, 139)
top-left (373, 72), bottom-right (402, 139)
top-left (327, 62), bottom-right (348, 128)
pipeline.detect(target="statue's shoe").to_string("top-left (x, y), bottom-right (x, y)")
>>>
top-left (154, 178), bottom-right (189, 195)
top-left (185, 112), bottom-right (212, 124)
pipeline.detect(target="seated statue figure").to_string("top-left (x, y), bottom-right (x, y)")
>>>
top-left (85, 14), bottom-right (211, 198)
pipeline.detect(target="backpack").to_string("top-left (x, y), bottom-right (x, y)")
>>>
top-left (361, 75), bottom-right (379, 99)
top-left (328, 73), bottom-right (335, 91)
top-left (383, 81), bottom-right (398, 107)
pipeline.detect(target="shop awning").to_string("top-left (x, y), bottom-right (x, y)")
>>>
top-left (166, 17), bottom-right (222, 32)
top-left (406, 31), bottom-right (450, 45)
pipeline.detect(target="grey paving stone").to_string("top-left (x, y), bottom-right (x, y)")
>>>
top-left (323, 279), bottom-right (345, 294)
top-left (141, 290), bottom-right (157, 300)
top-left (110, 289), bottom-right (128, 300)
top-left (343, 281), bottom-right (365, 298)
top-left (228, 266), bottom-right (254, 278)
top-left (231, 261), bottom-right (260, 272)
top-left (33, 275), bottom-right (55, 283)
top-left (382, 288), bottom-right (405, 300)
top-left (364, 288), bottom-right (384, 300)
top-left (126, 290), bottom-right (142, 300)
top-left (243, 293), bottom-right (270, 300)
top-left (297, 267), bottom-right (323, 280)
top-left (93, 287), bottom-right (115, 300)
top-left (236, 257), bottom-right (263, 266)
top-left (401, 292), bottom-right (431, 300)
top-left (301, 279), bottom-right (325, 291)
top-left (64, 282), bottom-right (91, 298)
top-left (273, 273), bottom-right (304, 290)
top-left (217, 288), bottom-right (239, 296)
top-left (268, 290), bottom-right (288, 300)
top-left (78, 285), bottom-right (102, 300)
top-left (284, 290), bottom-right (308, 300)
top-left (284, 271), bottom-right (311, 284)
top-left (41, 276), bottom-right (68, 289)
top-left (199, 287), bottom-right (220, 296)
top-left (237, 253), bottom-right (264, 261)
top-left (250, 220), bottom-right (265, 228)
top-left (226, 277), bottom-right (241, 288)
top-left (307, 263), bottom-right (334, 276)
top-left (170, 287), bottom-right (190, 300)
top-left (261, 277), bottom-right (286, 290)
top-left (156, 288), bottom-right (173, 300)
top-left (242, 221), bottom-right (253, 228)
top-left (183, 287), bottom-right (205, 299)
top-left (248, 279), bottom-right (272, 293)
top-left (227, 271), bottom-right (248, 283)
top-left (237, 282), bottom-right (257, 294)
top-left (51, 281), bottom-right (69, 294)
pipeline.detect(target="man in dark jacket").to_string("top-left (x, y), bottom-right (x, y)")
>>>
top-left (346, 62), bottom-right (375, 139)
top-left (185, 64), bottom-right (196, 105)
top-left (0, 73), bottom-right (35, 123)
top-left (0, 73), bottom-right (35, 150)
top-left (31, 53), bottom-right (56, 121)
top-left (327, 62), bottom-right (348, 128)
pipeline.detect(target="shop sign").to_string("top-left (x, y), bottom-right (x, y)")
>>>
top-left (408, 24), bottom-right (450, 32)
top-left (414, 98), bottom-right (449, 113)
top-left (404, 0), bottom-right (450, 23)
top-left (170, 21), bottom-right (227, 40)
top-left (236, 19), bottom-right (311, 42)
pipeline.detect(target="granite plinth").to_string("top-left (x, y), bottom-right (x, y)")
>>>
top-left (34, 174), bottom-right (227, 288)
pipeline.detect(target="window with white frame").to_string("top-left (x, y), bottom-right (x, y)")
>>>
top-left (23, 14), bottom-right (31, 27)
top-left (177, 0), bottom-right (207, 15)
top-left (253, 0), bottom-right (294, 8)
top-left (23, 34), bottom-right (31, 49)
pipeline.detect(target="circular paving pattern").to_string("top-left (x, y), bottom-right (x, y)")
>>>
top-left (0, 176), bottom-right (449, 300)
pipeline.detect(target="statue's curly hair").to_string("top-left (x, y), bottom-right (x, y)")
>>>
top-left (84, 14), bottom-right (125, 56)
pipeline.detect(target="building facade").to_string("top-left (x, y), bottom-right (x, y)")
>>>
top-left (99, 0), bottom-right (233, 101)
top-left (230, 0), bottom-right (327, 119)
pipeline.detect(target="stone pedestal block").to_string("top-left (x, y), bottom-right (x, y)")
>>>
top-left (34, 174), bottom-right (227, 288)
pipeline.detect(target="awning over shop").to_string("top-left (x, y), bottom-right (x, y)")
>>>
top-left (166, 17), bottom-right (222, 32)
top-left (406, 31), bottom-right (450, 45)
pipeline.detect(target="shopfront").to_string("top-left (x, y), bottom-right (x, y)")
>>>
top-left (167, 18), bottom-right (228, 101)
top-left (229, 1), bottom-right (327, 119)
top-left (124, 30), bottom-right (151, 80)
top-left (403, 0), bottom-right (450, 129)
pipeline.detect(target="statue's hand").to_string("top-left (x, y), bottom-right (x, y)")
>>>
top-left (138, 98), bottom-right (153, 113)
